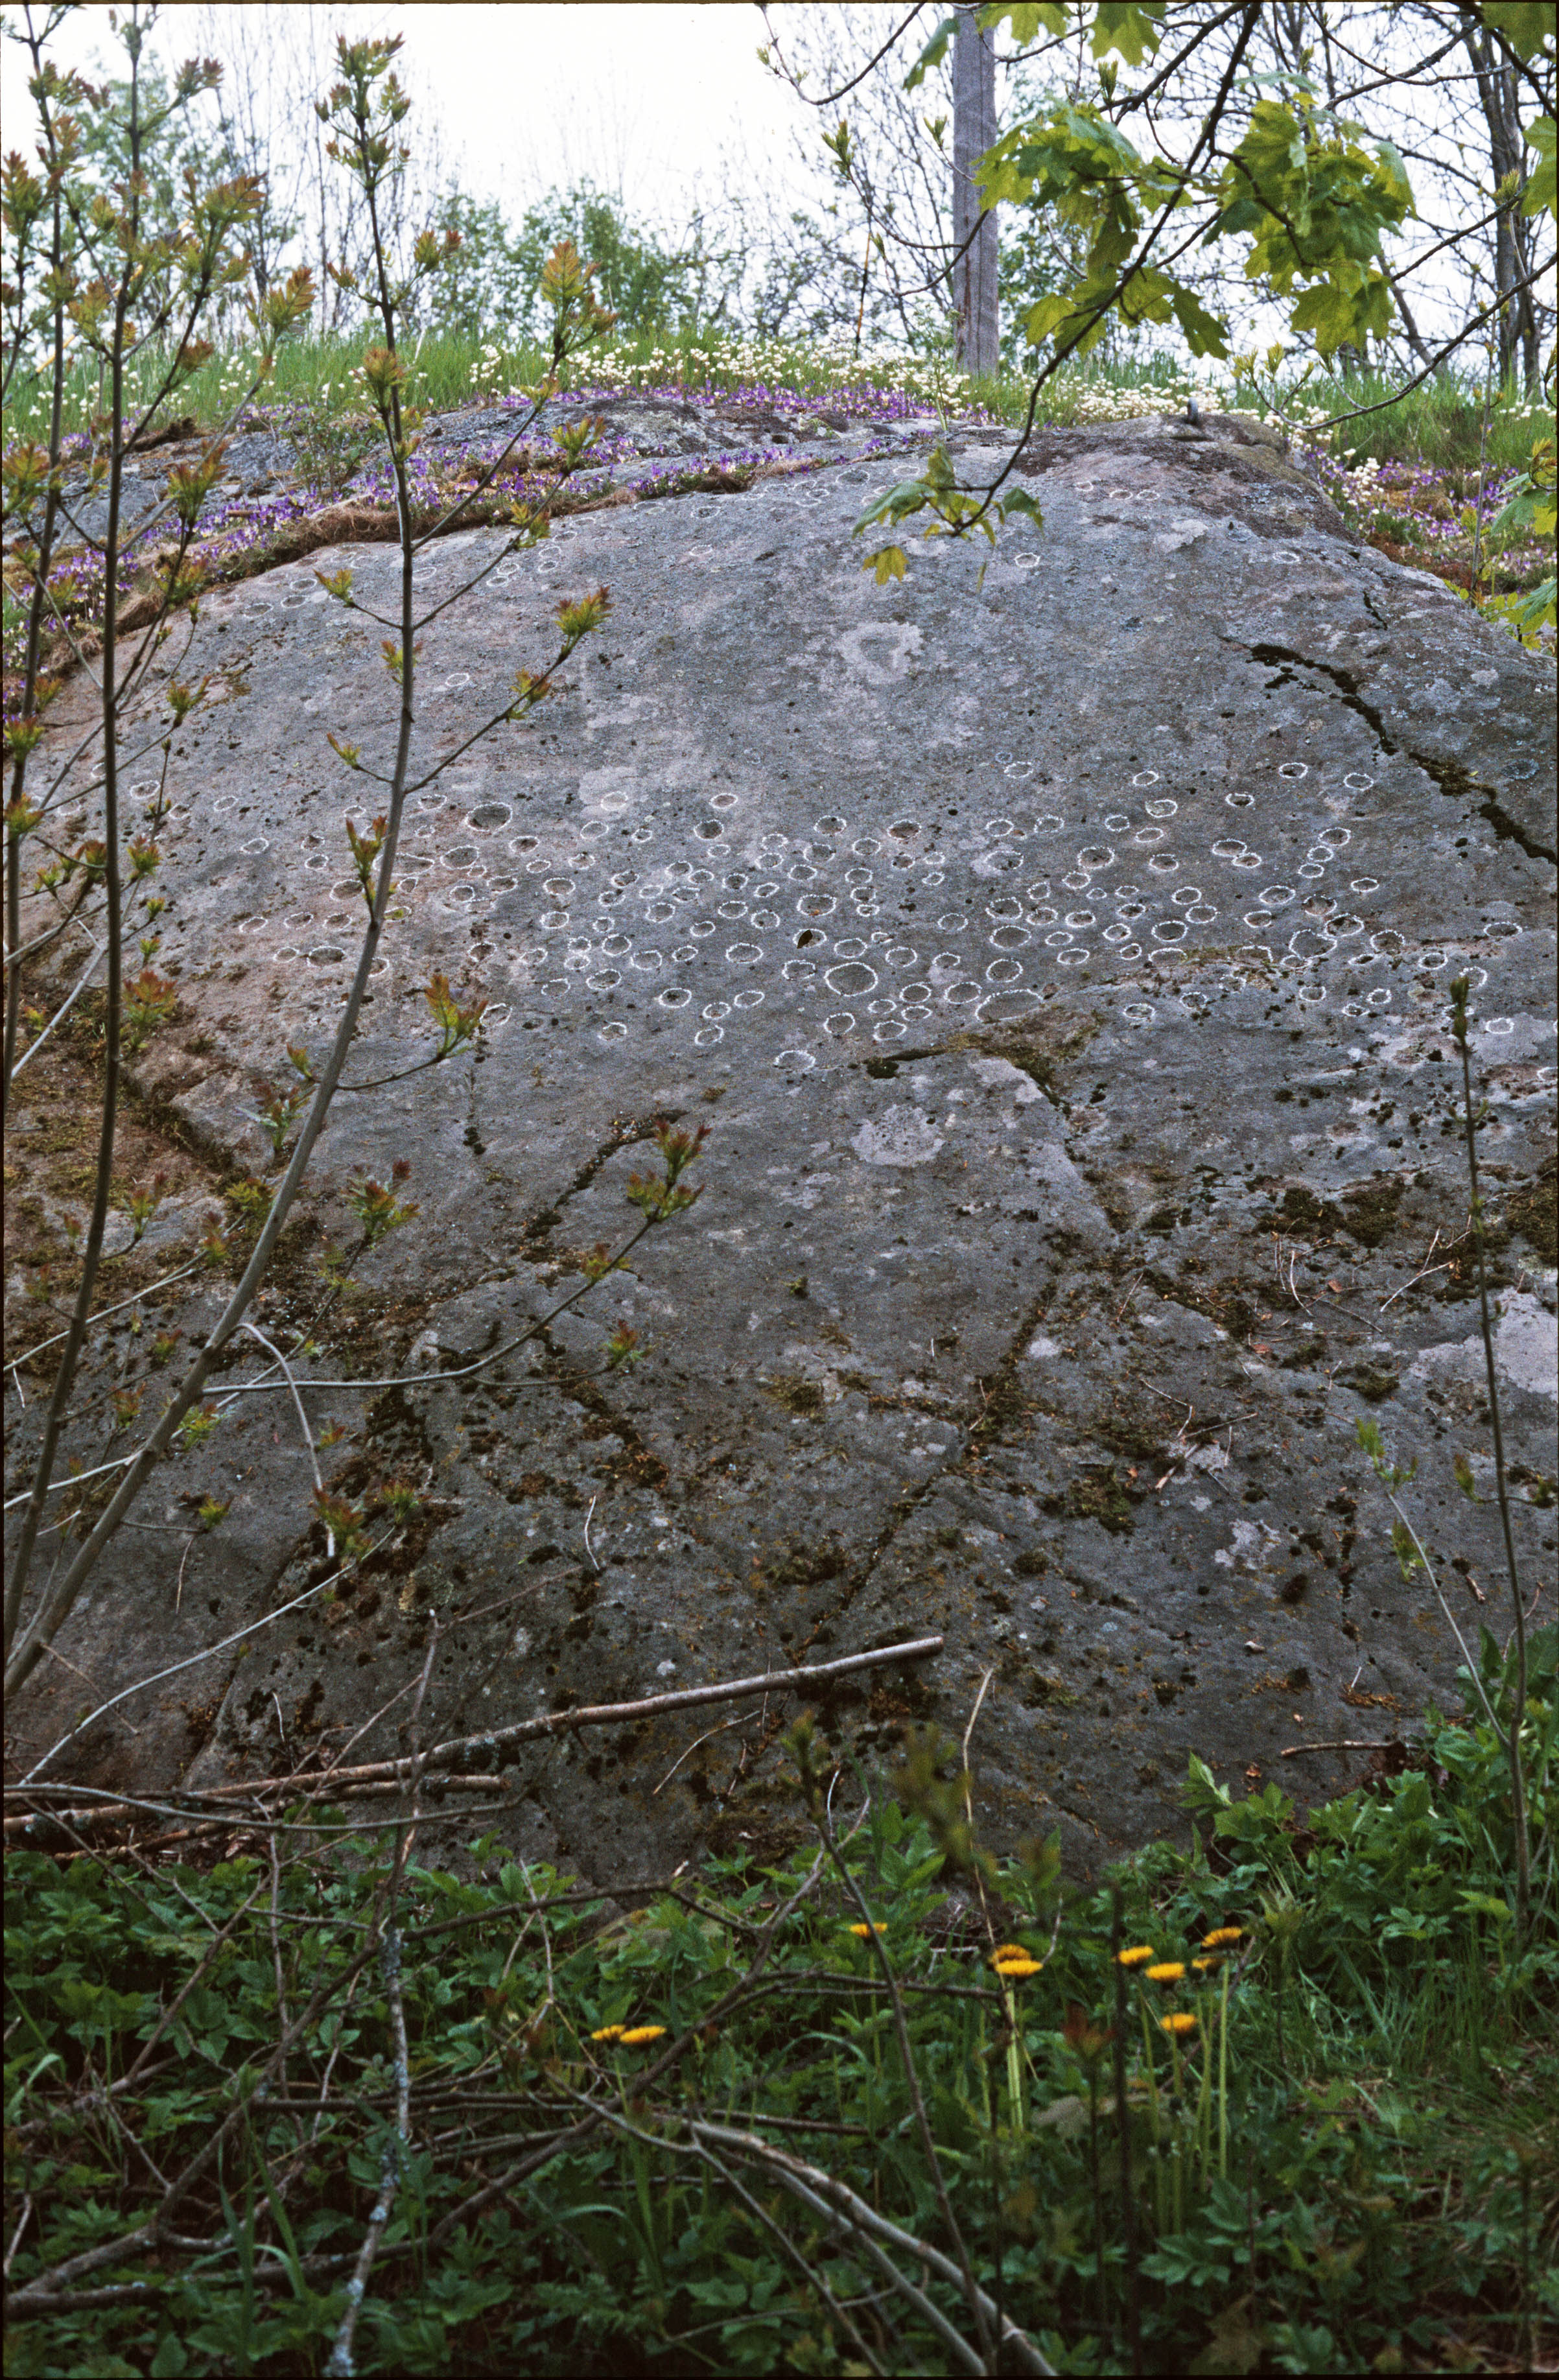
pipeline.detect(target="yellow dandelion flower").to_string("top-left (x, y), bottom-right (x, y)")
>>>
top-left (618, 2025), bottom-right (667, 2046)
top-left (993, 1957), bottom-right (1044, 1979)
top-left (847, 1922), bottom-right (887, 1937)
top-left (992, 1943), bottom-right (1028, 1961)
top-left (1116, 1945), bottom-right (1156, 1968)
top-left (1191, 1955), bottom-right (1220, 1973)
top-left (1160, 2012), bottom-right (1199, 2037)
top-left (1202, 1926), bottom-right (1243, 1948)
top-left (590, 2023), bottom-right (625, 2042)
top-left (1145, 1962), bottom-right (1186, 1984)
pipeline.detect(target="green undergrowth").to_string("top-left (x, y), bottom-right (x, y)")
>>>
top-left (3, 325), bottom-right (1543, 479)
top-left (972, 353), bottom-right (1547, 475)
top-left (6, 1631), bottom-right (1556, 2376)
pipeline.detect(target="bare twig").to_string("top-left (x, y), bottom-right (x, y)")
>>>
top-left (692, 2122), bottom-right (1054, 2375)
top-left (3, 2197), bottom-right (34, 2281)
top-left (1114, 1270), bottom-right (1145, 1323)
top-left (652, 1711), bottom-right (750, 1797)
top-left (692, 2139), bottom-right (891, 2377)
top-left (6, 1256), bottom-right (209, 1382)
top-left (8, 934), bottom-right (106, 1078)
top-left (323, 1638), bottom-right (436, 2377)
top-left (1280, 1739), bottom-right (1390, 1757)
top-left (16, 1532), bottom-right (398, 1785)
top-left (8, 1634), bottom-right (943, 1821)
top-left (239, 1319), bottom-right (324, 1496)
top-left (807, 1787), bottom-right (994, 2366)
top-left (1451, 975), bottom-right (1530, 1940)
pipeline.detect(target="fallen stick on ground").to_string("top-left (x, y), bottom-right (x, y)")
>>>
top-left (3, 1636), bottom-right (944, 1839)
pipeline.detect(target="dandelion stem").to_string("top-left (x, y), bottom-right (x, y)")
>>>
top-left (1218, 1961), bottom-right (1230, 2183)
top-left (1109, 1887), bottom-right (1143, 2377)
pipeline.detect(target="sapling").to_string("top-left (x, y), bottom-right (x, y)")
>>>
top-left (4, 3), bottom-right (315, 1684)
top-left (1355, 973), bottom-right (1533, 1944)
top-left (3, 24), bottom-right (696, 1703)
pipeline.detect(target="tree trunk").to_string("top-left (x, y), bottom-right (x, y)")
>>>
top-left (1459, 8), bottom-right (1541, 393)
top-left (953, 5), bottom-right (999, 376)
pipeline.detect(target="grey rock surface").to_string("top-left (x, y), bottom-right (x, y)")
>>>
top-left (11, 411), bottom-right (1555, 1886)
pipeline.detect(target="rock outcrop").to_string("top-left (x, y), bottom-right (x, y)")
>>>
top-left (10, 406), bottom-right (1555, 1881)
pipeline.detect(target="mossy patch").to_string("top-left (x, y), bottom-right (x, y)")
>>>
top-left (705, 1812), bottom-right (808, 1872)
top-left (1282, 1184), bottom-right (1334, 1230)
top-left (1091, 1406), bottom-right (1165, 1463)
top-left (962, 1007), bottom-right (1102, 1100)
top-left (1269, 1175), bottom-right (1406, 1249)
top-left (1016, 1669), bottom-right (1080, 1710)
top-left (1042, 1465), bottom-right (1136, 1536)
top-left (1508, 1152), bottom-right (1557, 1269)
top-left (762, 1541), bottom-right (847, 1590)
top-left (763, 1374), bottom-right (825, 1419)
top-left (1340, 1175), bottom-right (1406, 1249)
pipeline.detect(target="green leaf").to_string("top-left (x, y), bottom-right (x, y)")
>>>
top-left (977, 4), bottom-right (1071, 40)
top-left (1483, 574), bottom-right (1556, 644)
top-left (1521, 115), bottom-right (1556, 220)
top-left (1167, 278), bottom-right (1230, 357)
top-left (1209, 98), bottom-right (1414, 355)
top-left (852, 471), bottom-right (935, 534)
top-left (904, 12), bottom-right (960, 91)
top-left (1024, 290), bottom-right (1079, 349)
top-left (1479, 3), bottom-right (1555, 60)
top-left (1289, 266), bottom-right (1395, 359)
top-left (1182, 1752), bottom-right (1232, 1815)
top-left (864, 543), bottom-right (908, 584)
top-left (1090, 3), bottom-right (1166, 66)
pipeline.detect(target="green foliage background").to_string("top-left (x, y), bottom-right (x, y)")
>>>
top-left (6, 1633), bottom-right (1555, 2375)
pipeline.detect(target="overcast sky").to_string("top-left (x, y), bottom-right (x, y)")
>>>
top-left (6, 4), bottom-right (1547, 366)
top-left (6, 1), bottom-right (829, 228)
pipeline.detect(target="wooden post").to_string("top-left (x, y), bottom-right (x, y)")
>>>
top-left (953, 3), bottom-right (999, 376)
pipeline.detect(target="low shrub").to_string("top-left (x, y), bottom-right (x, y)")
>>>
top-left (5, 1630), bottom-right (1554, 2375)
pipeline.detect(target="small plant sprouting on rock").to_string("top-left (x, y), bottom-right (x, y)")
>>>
top-left (421, 971), bottom-right (486, 1057)
top-left (176, 1403), bottom-right (221, 1451)
top-left (554, 583), bottom-right (613, 649)
top-left (312, 1488), bottom-right (371, 1562)
top-left (237, 1081), bottom-right (310, 1164)
top-left (116, 1174), bottom-right (167, 1247)
top-left (224, 1177), bottom-right (274, 1229)
top-left (123, 968), bottom-right (178, 1050)
top-left (347, 1157), bottom-right (419, 1248)
top-left (626, 1121), bottom-right (708, 1223)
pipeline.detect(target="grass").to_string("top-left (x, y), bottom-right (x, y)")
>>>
top-left (3, 323), bottom-right (1546, 471)
top-left (5, 1631), bottom-right (1555, 2375)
